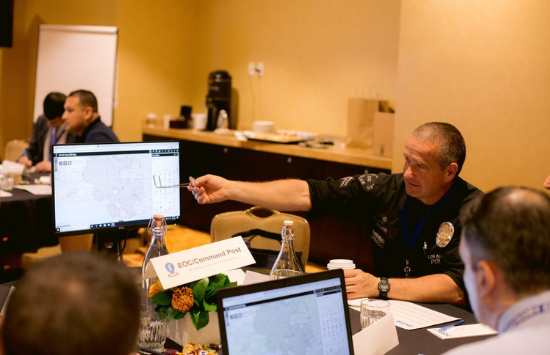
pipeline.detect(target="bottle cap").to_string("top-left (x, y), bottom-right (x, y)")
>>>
top-left (283, 220), bottom-right (294, 226)
top-left (153, 213), bottom-right (164, 220)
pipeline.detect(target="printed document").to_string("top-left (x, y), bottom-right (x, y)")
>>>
top-left (349, 298), bottom-right (459, 330)
top-left (428, 324), bottom-right (497, 339)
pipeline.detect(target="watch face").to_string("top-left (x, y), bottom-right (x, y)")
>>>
top-left (378, 279), bottom-right (390, 292)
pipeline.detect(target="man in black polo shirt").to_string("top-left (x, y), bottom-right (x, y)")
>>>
top-left (62, 89), bottom-right (119, 143)
top-left (189, 122), bottom-right (483, 304)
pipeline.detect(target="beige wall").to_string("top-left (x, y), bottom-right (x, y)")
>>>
top-left (395, 1), bottom-right (550, 192)
top-left (0, 0), bottom-right (117, 158)
top-left (187, 0), bottom-right (401, 135)
top-left (114, 0), bottom-right (199, 142)
top-left (3, 1), bottom-right (548, 192)
top-left (0, 0), bottom-right (400, 156)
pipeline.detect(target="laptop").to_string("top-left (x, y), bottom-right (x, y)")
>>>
top-left (216, 269), bottom-right (355, 355)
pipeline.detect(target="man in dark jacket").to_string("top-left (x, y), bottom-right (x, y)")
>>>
top-left (189, 122), bottom-right (483, 304)
top-left (62, 89), bottom-right (119, 143)
top-left (18, 92), bottom-right (78, 172)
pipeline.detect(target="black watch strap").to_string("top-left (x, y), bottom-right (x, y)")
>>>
top-left (378, 277), bottom-right (390, 299)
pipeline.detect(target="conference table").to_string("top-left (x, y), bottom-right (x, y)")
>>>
top-left (1, 276), bottom-right (493, 355)
top-left (0, 174), bottom-right (57, 254)
top-left (164, 301), bottom-right (492, 355)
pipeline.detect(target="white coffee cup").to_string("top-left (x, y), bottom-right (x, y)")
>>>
top-left (327, 259), bottom-right (355, 270)
top-left (192, 113), bottom-right (207, 131)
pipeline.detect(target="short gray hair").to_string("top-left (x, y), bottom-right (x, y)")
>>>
top-left (412, 122), bottom-right (466, 175)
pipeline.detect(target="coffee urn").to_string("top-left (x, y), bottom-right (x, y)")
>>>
top-left (206, 70), bottom-right (232, 131)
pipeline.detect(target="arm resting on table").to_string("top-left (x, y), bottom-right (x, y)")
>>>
top-left (345, 270), bottom-right (465, 305)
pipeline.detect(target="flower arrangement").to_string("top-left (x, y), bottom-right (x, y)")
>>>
top-left (147, 273), bottom-right (236, 330)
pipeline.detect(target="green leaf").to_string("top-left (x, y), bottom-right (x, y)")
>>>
top-left (152, 291), bottom-right (172, 306)
top-left (192, 278), bottom-right (208, 304)
top-left (189, 307), bottom-right (200, 325)
top-left (167, 307), bottom-right (182, 322)
top-left (190, 310), bottom-right (210, 330)
top-left (174, 312), bottom-right (185, 320)
top-left (154, 305), bottom-right (168, 320)
top-left (203, 299), bottom-right (217, 312)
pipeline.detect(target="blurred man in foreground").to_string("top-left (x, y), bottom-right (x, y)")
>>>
top-left (190, 122), bottom-right (483, 304)
top-left (62, 89), bottom-right (119, 143)
top-left (0, 251), bottom-right (140, 355)
top-left (18, 92), bottom-right (77, 172)
top-left (444, 187), bottom-right (550, 355)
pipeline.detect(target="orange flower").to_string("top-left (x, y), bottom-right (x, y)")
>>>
top-left (146, 280), bottom-right (164, 298)
top-left (172, 287), bottom-right (194, 312)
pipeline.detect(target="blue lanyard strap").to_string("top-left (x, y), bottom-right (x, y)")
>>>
top-left (49, 127), bottom-right (65, 162)
top-left (502, 302), bottom-right (550, 333)
top-left (401, 184), bottom-right (456, 252)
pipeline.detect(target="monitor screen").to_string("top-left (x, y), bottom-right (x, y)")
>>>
top-left (51, 141), bottom-right (181, 236)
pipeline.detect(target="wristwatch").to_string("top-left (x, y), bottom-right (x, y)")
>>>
top-left (378, 277), bottom-right (391, 299)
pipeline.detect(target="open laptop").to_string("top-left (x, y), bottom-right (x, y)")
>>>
top-left (216, 270), bottom-right (355, 355)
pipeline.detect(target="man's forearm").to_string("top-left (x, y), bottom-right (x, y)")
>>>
top-left (229, 179), bottom-right (312, 212)
top-left (387, 274), bottom-right (465, 304)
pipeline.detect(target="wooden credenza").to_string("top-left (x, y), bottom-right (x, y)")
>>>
top-left (143, 128), bottom-right (392, 271)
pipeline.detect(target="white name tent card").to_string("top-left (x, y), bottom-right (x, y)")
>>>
top-left (352, 313), bottom-right (399, 355)
top-left (148, 237), bottom-right (256, 289)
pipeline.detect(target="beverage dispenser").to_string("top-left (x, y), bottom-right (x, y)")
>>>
top-left (206, 70), bottom-right (232, 131)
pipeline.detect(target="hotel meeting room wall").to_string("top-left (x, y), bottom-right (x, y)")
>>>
top-left (394, 1), bottom-right (550, 193)
top-left (1, 0), bottom-right (549, 192)
top-left (0, 0), bottom-right (401, 155)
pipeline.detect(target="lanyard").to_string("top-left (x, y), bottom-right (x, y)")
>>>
top-left (400, 184), bottom-right (456, 276)
top-left (50, 126), bottom-right (66, 145)
top-left (48, 127), bottom-right (65, 162)
top-left (501, 301), bottom-right (550, 333)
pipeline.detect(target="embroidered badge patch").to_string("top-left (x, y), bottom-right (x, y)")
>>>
top-left (436, 222), bottom-right (454, 248)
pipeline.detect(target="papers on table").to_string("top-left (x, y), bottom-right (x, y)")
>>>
top-left (428, 324), bottom-right (497, 339)
top-left (349, 298), bottom-right (459, 330)
top-left (389, 300), bottom-right (460, 330)
top-left (1, 160), bottom-right (24, 176)
top-left (14, 185), bottom-right (52, 195)
top-left (0, 190), bottom-right (13, 197)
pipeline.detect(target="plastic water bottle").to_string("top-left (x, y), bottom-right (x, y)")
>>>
top-left (141, 213), bottom-right (169, 305)
top-left (269, 220), bottom-right (304, 280)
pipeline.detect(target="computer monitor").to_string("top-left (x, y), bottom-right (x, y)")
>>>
top-left (51, 141), bottom-right (181, 237)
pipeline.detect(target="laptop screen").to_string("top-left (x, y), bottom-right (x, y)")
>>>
top-left (216, 270), bottom-right (355, 355)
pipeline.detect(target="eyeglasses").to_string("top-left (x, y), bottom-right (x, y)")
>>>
top-left (153, 176), bottom-right (196, 189)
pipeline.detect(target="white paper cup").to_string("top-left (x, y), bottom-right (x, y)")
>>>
top-left (327, 259), bottom-right (355, 270)
top-left (192, 113), bottom-right (207, 130)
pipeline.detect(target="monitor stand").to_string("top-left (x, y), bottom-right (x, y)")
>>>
top-left (94, 229), bottom-right (137, 262)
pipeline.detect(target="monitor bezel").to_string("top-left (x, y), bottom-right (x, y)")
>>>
top-left (51, 140), bottom-right (181, 237)
top-left (216, 269), bottom-right (355, 355)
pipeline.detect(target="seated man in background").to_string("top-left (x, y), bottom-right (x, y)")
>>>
top-left (18, 92), bottom-right (78, 172)
top-left (62, 89), bottom-right (119, 143)
top-left (0, 251), bottom-right (140, 355)
top-left (444, 186), bottom-right (550, 355)
top-left (189, 122), bottom-right (483, 304)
